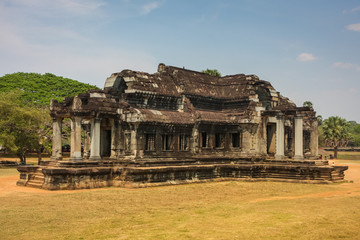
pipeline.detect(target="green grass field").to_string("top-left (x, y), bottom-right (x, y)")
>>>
top-left (337, 152), bottom-right (360, 160)
top-left (0, 153), bottom-right (360, 239)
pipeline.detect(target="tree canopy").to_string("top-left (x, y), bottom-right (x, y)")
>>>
top-left (303, 101), bottom-right (313, 108)
top-left (348, 121), bottom-right (360, 147)
top-left (0, 72), bottom-right (98, 163)
top-left (0, 91), bottom-right (51, 164)
top-left (201, 69), bottom-right (221, 77)
top-left (0, 72), bottom-right (99, 106)
top-left (320, 116), bottom-right (351, 158)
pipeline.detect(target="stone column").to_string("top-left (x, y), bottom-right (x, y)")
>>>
top-left (70, 116), bottom-right (82, 161)
top-left (82, 123), bottom-right (91, 160)
top-left (130, 124), bottom-right (138, 157)
top-left (51, 117), bottom-right (62, 160)
top-left (89, 117), bottom-right (101, 161)
top-left (191, 123), bottom-right (200, 154)
top-left (294, 115), bottom-right (304, 160)
top-left (310, 119), bottom-right (319, 157)
top-left (275, 113), bottom-right (285, 159)
top-left (110, 119), bottom-right (116, 159)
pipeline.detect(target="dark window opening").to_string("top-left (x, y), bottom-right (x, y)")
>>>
top-left (215, 133), bottom-right (225, 148)
top-left (145, 134), bottom-right (155, 151)
top-left (179, 134), bottom-right (190, 151)
top-left (232, 133), bottom-right (240, 148)
top-left (201, 132), bottom-right (208, 148)
top-left (162, 135), bottom-right (173, 151)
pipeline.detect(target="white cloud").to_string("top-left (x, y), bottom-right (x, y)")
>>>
top-left (0, 36), bottom-right (158, 87)
top-left (297, 53), bottom-right (316, 62)
top-left (141, 1), bottom-right (160, 15)
top-left (343, 6), bottom-right (360, 14)
top-left (2, 0), bottom-right (106, 15)
top-left (351, 6), bottom-right (360, 13)
top-left (333, 62), bottom-right (360, 72)
top-left (0, 0), bottom-right (157, 87)
top-left (346, 23), bottom-right (360, 32)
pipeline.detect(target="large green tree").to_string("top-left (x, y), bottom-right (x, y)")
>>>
top-left (202, 69), bottom-right (221, 77)
top-left (0, 72), bottom-right (98, 163)
top-left (0, 91), bottom-right (51, 164)
top-left (320, 116), bottom-right (350, 159)
top-left (0, 72), bottom-right (99, 106)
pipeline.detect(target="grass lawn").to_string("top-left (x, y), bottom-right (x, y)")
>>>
top-left (0, 154), bottom-right (359, 239)
top-left (337, 151), bottom-right (360, 160)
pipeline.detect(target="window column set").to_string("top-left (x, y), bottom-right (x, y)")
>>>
top-left (274, 113), bottom-right (304, 160)
top-left (50, 116), bottom-right (116, 161)
top-left (51, 114), bottom-right (313, 160)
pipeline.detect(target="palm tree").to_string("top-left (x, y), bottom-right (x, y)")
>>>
top-left (321, 116), bottom-right (350, 159)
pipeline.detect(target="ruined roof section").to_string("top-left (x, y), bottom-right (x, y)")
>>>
top-left (132, 109), bottom-right (195, 125)
top-left (272, 94), bottom-right (297, 110)
top-left (105, 64), bottom-right (264, 100)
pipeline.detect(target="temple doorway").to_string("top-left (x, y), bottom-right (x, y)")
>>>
top-left (100, 129), bottom-right (111, 157)
top-left (266, 124), bottom-right (276, 156)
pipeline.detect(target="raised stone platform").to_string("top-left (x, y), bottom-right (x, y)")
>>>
top-left (17, 157), bottom-right (348, 190)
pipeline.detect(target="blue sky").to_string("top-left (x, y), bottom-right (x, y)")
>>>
top-left (0, 0), bottom-right (359, 122)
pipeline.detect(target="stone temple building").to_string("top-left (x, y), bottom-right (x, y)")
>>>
top-left (17, 64), bottom-right (347, 190)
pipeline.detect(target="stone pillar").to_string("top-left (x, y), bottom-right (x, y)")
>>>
top-left (310, 119), bottom-right (319, 157)
top-left (89, 117), bottom-right (101, 161)
top-left (70, 116), bottom-right (82, 161)
top-left (191, 123), bottom-right (199, 154)
top-left (110, 119), bottom-right (116, 159)
top-left (83, 123), bottom-right (91, 160)
top-left (51, 117), bottom-right (62, 160)
top-left (275, 113), bottom-right (285, 159)
top-left (294, 115), bottom-right (304, 160)
top-left (130, 125), bottom-right (138, 157)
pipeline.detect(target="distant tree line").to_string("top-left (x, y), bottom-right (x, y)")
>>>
top-left (0, 72), bottom-right (98, 105)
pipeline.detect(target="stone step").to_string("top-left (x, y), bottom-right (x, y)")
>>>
top-left (33, 175), bottom-right (44, 181)
top-left (29, 178), bottom-right (43, 183)
top-left (26, 181), bottom-right (43, 188)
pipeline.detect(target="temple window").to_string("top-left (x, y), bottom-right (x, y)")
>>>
top-left (179, 134), bottom-right (190, 151)
top-left (215, 133), bottom-right (225, 148)
top-left (162, 134), bottom-right (173, 151)
top-left (231, 132), bottom-right (241, 148)
top-left (201, 132), bottom-right (210, 148)
top-left (145, 134), bottom-right (156, 151)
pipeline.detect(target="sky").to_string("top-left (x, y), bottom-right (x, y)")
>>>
top-left (0, 0), bottom-right (359, 122)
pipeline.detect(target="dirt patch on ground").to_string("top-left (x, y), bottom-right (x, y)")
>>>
top-left (0, 175), bottom-right (49, 196)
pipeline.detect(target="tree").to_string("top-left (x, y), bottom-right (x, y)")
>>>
top-left (316, 115), bottom-right (323, 126)
top-left (0, 72), bottom-right (99, 106)
top-left (348, 121), bottom-right (360, 147)
top-left (0, 72), bottom-right (99, 162)
top-left (303, 101), bottom-right (313, 108)
top-left (0, 91), bottom-right (51, 164)
top-left (202, 69), bottom-right (221, 77)
top-left (320, 116), bottom-right (350, 159)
